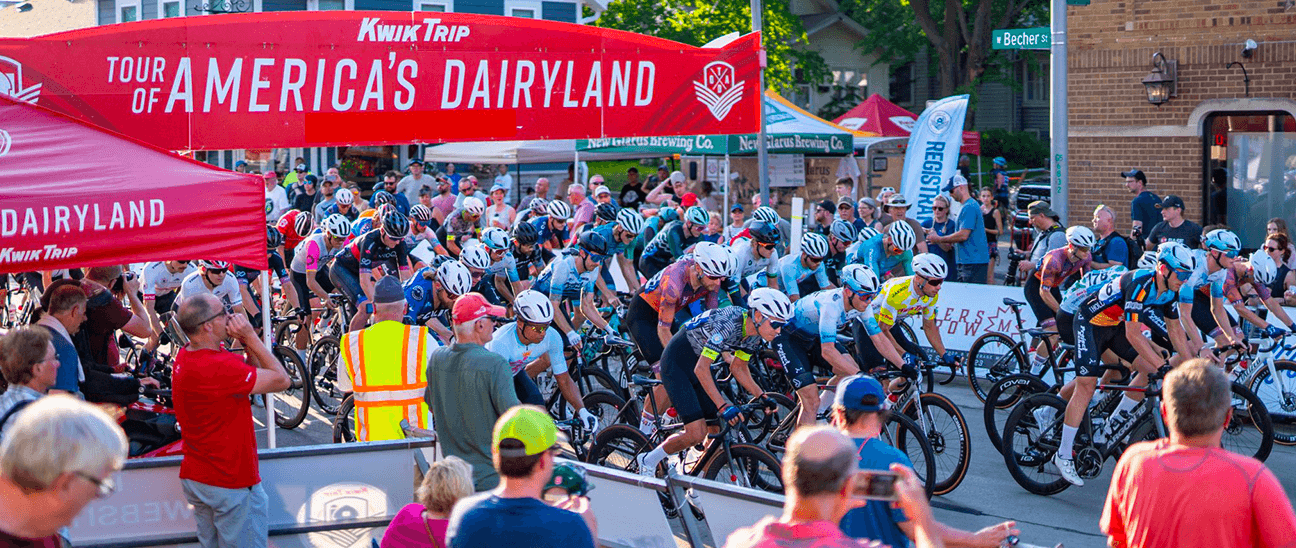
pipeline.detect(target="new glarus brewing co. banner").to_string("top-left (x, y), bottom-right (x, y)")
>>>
top-left (0, 12), bottom-right (762, 150)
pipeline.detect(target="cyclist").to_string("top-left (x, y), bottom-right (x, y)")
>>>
top-left (176, 260), bottom-right (246, 316)
top-left (1053, 242), bottom-right (1197, 486)
top-left (592, 208), bottom-right (647, 296)
top-left (486, 290), bottom-right (598, 433)
top-left (323, 188), bottom-right (359, 222)
top-left (850, 221), bottom-right (916, 280)
top-left (405, 204), bottom-right (443, 249)
top-left (635, 287), bottom-right (793, 477)
top-left (730, 206), bottom-right (790, 254)
top-left (140, 260), bottom-right (195, 356)
top-left (1218, 251), bottom-right (1296, 339)
top-left (1023, 226), bottom-right (1095, 374)
top-left (437, 196), bottom-right (484, 257)
top-left (459, 243), bottom-right (495, 299)
top-left (625, 242), bottom-right (731, 368)
top-left (533, 200), bottom-right (573, 253)
top-left (511, 222), bottom-right (545, 290)
top-left (533, 232), bottom-right (617, 351)
top-left (776, 232), bottom-right (833, 302)
top-left (1179, 229), bottom-right (1245, 353)
top-left (639, 206), bottom-right (711, 281)
top-left (478, 227), bottom-right (521, 306)
top-left (291, 214), bottom-right (351, 311)
top-left (727, 220), bottom-right (781, 304)
top-left (824, 219), bottom-right (858, 287)
top-left (641, 206), bottom-right (679, 251)
top-left (275, 210), bottom-right (313, 267)
top-left (860, 254), bottom-right (956, 394)
top-left (232, 225), bottom-right (295, 325)
top-left (403, 259), bottom-right (473, 343)
top-left (331, 209), bottom-right (414, 331)
top-left (777, 264), bottom-right (889, 426)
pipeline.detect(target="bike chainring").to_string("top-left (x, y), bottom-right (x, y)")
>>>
top-left (1076, 447), bottom-right (1103, 480)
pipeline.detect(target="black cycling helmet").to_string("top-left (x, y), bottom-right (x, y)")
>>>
top-left (371, 190), bottom-right (397, 208)
top-left (748, 220), bottom-right (780, 245)
top-left (266, 224), bottom-right (284, 249)
top-left (595, 202), bottom-right (620, 223)
top-left (512, 221), bottom-right (540, 246)
top-left (578, 231), bottom-right (612, 256)
top-left (381, 209), bottom-right (409, 239)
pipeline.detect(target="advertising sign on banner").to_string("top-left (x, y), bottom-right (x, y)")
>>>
top-left (767, 154), bottom-right (805, 187)
top-left (898, 94), bottom-right (969, 223)
top-left (0, 12), bottom-right (761, 151)
top-left (904, 281), bottom-right (1038, 353)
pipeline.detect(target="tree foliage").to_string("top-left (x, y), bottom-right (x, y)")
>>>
top-left (593, 0), bottom-right (829, 92)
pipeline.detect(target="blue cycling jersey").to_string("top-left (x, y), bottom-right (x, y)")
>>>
top-left (531, 216), bottom-right (569, 248)
top-left (592, 223), bottom-right (634, 258)
top-left (403, 267), bottom-right (448, 329)
top-left (776, 253), bottom-right (831, 297)
top-left (1060, 268), bottom-right (1126, 314)
top-left (486, 323), bottom-right (567, 376)
top-left (786, 289), bottom-right (875, 343)
top-left (533, 254), bottom-right (598, 301)
top-left (1178, 249), bottom-right (1228, 305)
top-left (848, 234), bottom-right (914, 278)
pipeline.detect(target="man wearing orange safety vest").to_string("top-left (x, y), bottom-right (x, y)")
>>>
top-left (338, 276), bottom-right (437, 441)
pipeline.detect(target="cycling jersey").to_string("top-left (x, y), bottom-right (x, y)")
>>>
top-left (533, 254), bottom-right (598, 301)
top-left (485, 250), bottom-right (521, 283)
top-left (641, 257), bottom-right (719, 325)
top-left (531, 216), bottom-right (569, 249)
top-left (403, 268), bottom-right (449, 328)
top-left (403, 226), bottom-right (440, 249)
top-left (291, 233), bottom-right (341, 274)
top-left (1077, 270), bottom-right (1180, 327)
top-left (275, 210), bottom-right (308, 254)
top-left (679, 306), bottom-right (765, 363)
top-left (323, 203), bottom-right (359, 222)
top-left (642, 221), bottom-right (701, 265)
top-left (1178, 249), bottom-right (1229, 305)
top-left (729, 239), bottom-right (779, 286)
top-left (334, 229), bottom-right (411, 275)
top-left (486, 323), bottom-right (567, 376)
top-left (868, 276), bottom-right (937, 328)
top-left (141, 262), bottom-right (194, 300)
top-left (1221, 262), bottom-right (1271, 304)
top-left (233, 251), bottom-right (289, 284)
top-left (175, 270), bottom-right (243, 311)
top-left (1060, 268), bottom-right (1126, 315)
top-left (591, 223), bottom-right (636, 258)
top-left (512, 245), bottom-right (544, 283)
top-left (1036, 246), bottom-right (1091, 288)
top-left (437, 212), bottom-right (481, 250)
top-left (787, 289), bottom-right (871, 343)
top-left (849, 234), bottom-right (914, 279)
top-left (775, 253), bottom-right (830, 297)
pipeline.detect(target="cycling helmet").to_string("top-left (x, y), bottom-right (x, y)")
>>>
top-left (1157, 242), bottom-right (1198, 272)
top-left (291, 211), bottom-right (314, 237)
top-left (513, 290), bottom-right (554, 323)
top-left (374, 204), bottom-right (397, 222)
top-left (529, 198), bottom-right (548, 214)
top-left (1065, 226), bottom-right (1096, 248)
top-left (351, 217), bottom-right (373, 238)
top-left (578, 231), bottom-right (612, 257)
top-left (435, 260), bottom-right (473, 297)
top-left (747, 287), bottom-right (793, 322)
top-left (692, 242), bottom-right (732, 278)
top-left (841, 264), bottom-right (881, 295)
top-left (481, 227), bottom-right (510, 251)
top-left (463, 197), bottom-right (486, 216)
top-left (1203, 229), bottom-right (1242, 257)
top-left (658, 206), bottom-right (679, 223)
top-left (912, 253), bottom-right (948, 280)
top-left (801, 232), bottom-right (829, 259)
top-left (512, 222), bottom-right (540, 246)
top-left (322, 214), bottom-right (351, 239)
top-left (829, 219), bottom-right (858, 243)
top-left (748, 220), bottom-right (780, 245)
top-left (459, 244), bottom-right (492, 271)
top-left (615, 209), bottom-right (645, 235)
top-left (1249, 251), bottom-right (1278, 286)
top-left (753, 206), bottom-right (780, 225)
top-left (857, 226), bottom-right (880, 242)
top-left (886, 221), bottom-right (916, 251)
top-left (1137, 251), bottom-right (1159, 269)
top-left (381, 209), bottom-right (409, 239)
top-left (199, 260), bottom-right (229, 271)
top-left (595, 202), bottom-right (620, 223)
top-left (371, 190), bottom-right (396, 208)
top-left (409, 204), bottom-right (434, 225)
top-left (264, 223), bottom-right (283, 250)
top-left (334, 187), bottom-right (355, 205)
top-left (684, 206), bottom-right (710, 226)
top-left (546, 199), bottom-right (573, 221)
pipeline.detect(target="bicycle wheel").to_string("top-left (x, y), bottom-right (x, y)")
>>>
top-left (272, 345), bottom-right (312, 430)
top-left (1224, 382), bottom-right (1274, 462)
top-left (983, 374), bottom-right (1051, 456)
top-left (1247, 360), bottom-right (1296, 446)
top-left (1000, 393), bottom-right (1071, 496)
top-left (273, 317), bottom-right (304, 349)
top-left (881, 412), bottom-right (936, 499)
top-left (550, 390), bottom-right (625, 431)
top-left (898, 393), bottom-right (970, 495)
top-left (585, 424), bottom-right (654, 472)
top-left (744, 392), bottom-right (795, 445)
top-left (765, 400), bottom-right (803, 453)
top-left (331, 395), bottom-right (355, 443)
top-left (577, 367), bottom-right (624, 398)
top-left (308, 335), bottom-right (345, 415)
top-left (701, 443), bottom-right (784, 494)
top-left (966, 333), bottom-right (1027, 403)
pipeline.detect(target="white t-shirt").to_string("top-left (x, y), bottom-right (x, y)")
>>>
top-left (396, 174), bottom-right (435, 205)
top-left (142, 262), bottom-right (195, 299)
top-left (176, 271), bottom-right (243, 311)
top-left (266, 185), bottom-right (290, 222)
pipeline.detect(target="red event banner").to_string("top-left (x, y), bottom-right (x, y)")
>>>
top-left (0, 12), bottom-right (762, 151)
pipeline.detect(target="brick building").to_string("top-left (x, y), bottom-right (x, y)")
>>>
top-left (1066, 0), bottom-right (1296, 248)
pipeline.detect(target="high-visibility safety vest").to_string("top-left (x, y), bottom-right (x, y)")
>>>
top-left (339, 321), bottom-right (435, 442)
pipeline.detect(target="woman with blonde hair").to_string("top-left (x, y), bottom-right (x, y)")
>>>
top-left (381, 456), bottom-right (475, 548)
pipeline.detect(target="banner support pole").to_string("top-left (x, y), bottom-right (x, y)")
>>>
top-left (263, 273), bottom-right (276, 449)
top-left (1050, 0), bottom-right (1069, 222)
top-left (752, 0), bottom-right (769, 207)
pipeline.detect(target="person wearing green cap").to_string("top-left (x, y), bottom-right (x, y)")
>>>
top-left (446, 405), bottom-right (597, 548)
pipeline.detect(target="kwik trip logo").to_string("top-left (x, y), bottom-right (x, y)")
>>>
top-left (694, 61), bottom-right (744, 122)
top-left (0, 56), bottom-right (41, 104)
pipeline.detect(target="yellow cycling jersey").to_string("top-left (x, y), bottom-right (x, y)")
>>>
top-left (868, 275), bottom-right (938, 327)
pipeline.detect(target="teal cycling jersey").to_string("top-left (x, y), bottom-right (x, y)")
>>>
top-left (786, 289), bottom-right (875, 343)
top-left (1060, 268), bottom-right (1126, 314)
top-left (533, 254), bottom-right (598, 301)
top-left (486, 323), bottom-right (567, 376)
top-left (776, 253), bottom-right (831, 297)
top-left (1178, 249), bottom-right (1227, 305)
top-left (848, 234), bottom-right (914, 278)
top-left (592, 223), bottom-right (636, 258)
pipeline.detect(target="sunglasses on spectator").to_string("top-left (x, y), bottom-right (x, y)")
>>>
top-left (932, 206), bottom-right (947, 212)
top-left (1265, 245), bottom-right (1281, 252)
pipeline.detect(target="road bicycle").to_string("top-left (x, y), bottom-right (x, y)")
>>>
top-left (872, 358), bottom-right (971, 495)
top-left (965, 297), bottom-right (1075, 403)
top-left (1226, 333), bottom-right (1296, 445)
top-left (304, 294), bottom-right (355, 416)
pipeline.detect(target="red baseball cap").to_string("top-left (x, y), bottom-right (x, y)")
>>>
top-left (452, 292), bottom-right (507, 325)
top-left (681, 192), bottom-right (699, 208)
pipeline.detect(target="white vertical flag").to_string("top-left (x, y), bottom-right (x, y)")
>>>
top-left (898, 94), bottom-right (970, 223)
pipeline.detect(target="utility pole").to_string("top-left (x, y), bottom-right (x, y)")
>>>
top-left (752, 0), bottom-right (769, 205)
top-left (1049, 0), bottom-right (1068, 222)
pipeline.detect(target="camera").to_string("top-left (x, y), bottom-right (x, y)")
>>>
top-left (851, 470), bottom-right (899, 501)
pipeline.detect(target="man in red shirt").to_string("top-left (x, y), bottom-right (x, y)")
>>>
top-left (1101, 359), bottom-right (1296, 548)
top-left (173, 294), bottom-right (291, 548)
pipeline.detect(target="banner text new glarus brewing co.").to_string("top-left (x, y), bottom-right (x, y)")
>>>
top-left (0, 12), bottom-right (762, 151)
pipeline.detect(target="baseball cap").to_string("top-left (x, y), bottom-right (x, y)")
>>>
top-left (294, 163), bottom-right (307, 172)
top-left (494, 406), bottom-right (565, 457)
top-left (593, 185), bottom-right (611, 197)
top-left (408, 159), bottom-right (424, 167)
top-left (731, 203), bottom-right (744, 212)
top-left (941, 174), bottom-right (969, 193)
top-left (262, 171), bottom-right (277, 180)
top-left (372, 276), bottom-right (405, 305)
top-left (1120, 169), bottom-right (1147, 184)
top-left (490, 182), bottom-right (509, 194)
top-left (837, 197), bottom-right (855, 209)
top-left (818, 199), bottom-right (834, 212)
top-left (452, 292), bottom-right (506, 325)
top-left (418, 186), bottom-right (432, 197)
top-left (658, 164), bottom-right (670, 172)
top-left (1161, 195), bottom-right (1185, 209)
top-left (669, 171), bottom-right (686, 184)
top-left (681, 193), bottom-right (699, 208)
top-left (1028, 200), bottom-right (1058, 219)
top-left (834, 374), bottom-right (887, 411)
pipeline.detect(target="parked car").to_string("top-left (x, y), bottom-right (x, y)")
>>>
top-left (1011, 179), bottom-right (1051, 252)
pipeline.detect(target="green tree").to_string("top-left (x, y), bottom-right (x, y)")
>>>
top-left (593, 0), bottom-right (829, 93)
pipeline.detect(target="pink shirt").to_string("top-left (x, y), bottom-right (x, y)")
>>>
top-left (1101, 439), bottom-right (1296, 548)
top-left (380, 504), bottom-right (448, 548)
top-left (722, 517), bottom-right (884, 548)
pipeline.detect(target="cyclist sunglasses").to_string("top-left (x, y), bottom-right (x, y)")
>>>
top-left (1173, 269), bottom-right (1192, 281)
top-left (767, 320), bottom-right (788, 330)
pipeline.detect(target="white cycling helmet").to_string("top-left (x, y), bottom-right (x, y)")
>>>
top-left (459, 244), bottom-right (492, 271)
top-left (692, 242), bottom-right (732, 278)
top-left (841, 264), bottom-right (881, 294)
top-left (857, 226), bottom-right (880, 242)
top-left (801, 232), bottom-right (829, 259)
top-left (912, 253), bottom-right (948, 280)
top-left (436, 260), bottom-right (473, 297)
top-left (463, 197), bottom-right (486, 216)
top-left (886, 221), bottom-right (916, 251)
top-left (289, 211), bottom-right (314, 237)
top-left (1157, 242), bottom-right (1198, 272)
top-left (1204, 229), bottom-right (1243, 257)
top-left (615, 209), bottom-right (646, 235)
top-left (513, 290), bottom-right (555, 323)
top-left (334, 187), bottom-right (355, 205)
top-left (481, 227), bottom-right (510, 250)
top-left (747, 287), bottom-right (793, 322)
top-left (322, 214), bottom-right (352, 239)
top-left (684, 206), bottom-right (711, 226)
top-left (753, 206), bottom-right (780, 225)
top-left (410, 204), bottom-right (434, 225)
top-left (1066, 226), bottom-right (1096, 248)
top-left (1250, 251), bottom-right (1278, 286)
top-left (547, 199), bottom-right (573, 221)
top-left (1137, 251), bottom-right (1159, 269)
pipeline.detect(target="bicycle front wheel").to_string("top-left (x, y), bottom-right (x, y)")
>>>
top-left (899, 393), bottom-right (971, 495)
top-left (983, 374), bottom-right (1051, 456)
top-left (307, 335), bottom-right (345, 415)
top-left (701, 443), bottom-right (784, 494)
top-left (1000, 393), bottom-right (1071, 496)
top-left (966, 332), bottom-right (1027, 403)
top-left (331, 395), bottom-right (355, 443)
top-left (882, 412), bottom-right (936, 499)
top-left (1247, 360), bottom-right (1296, 446)
top-left (272, 345), bottom-right (312, 430)
top-left (586, 424), bottom-right (654, 472)
top-left (1224, 382), bottom-right (1274, 462)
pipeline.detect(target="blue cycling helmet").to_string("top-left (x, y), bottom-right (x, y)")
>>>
top-left (1203, 229), bottom-right (1242, 258)
top-left (659, 207), bottom-right (679, 223)
top-left (993, 157), bottom-right (1007, 166)
top-left (684, 206), bottom-right (710, 226)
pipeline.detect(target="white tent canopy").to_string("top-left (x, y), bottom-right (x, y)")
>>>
top-left (423, 139), bottom-right (649, 164)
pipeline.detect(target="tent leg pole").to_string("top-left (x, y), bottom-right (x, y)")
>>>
top-left (978, 155), bottom-right (983, 191)
top-left (263, 273), bottom-right (276, 449)
top-left (723, 154), bottom-right (730, 226)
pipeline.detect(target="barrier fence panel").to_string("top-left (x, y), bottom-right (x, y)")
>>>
top-left (579, 464), bottom-right (680, 548)
top-left (665, 475), bottom-right (783, 546)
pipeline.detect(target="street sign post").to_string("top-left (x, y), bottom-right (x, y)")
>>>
top-left (993, 27), bottom-right (1051, 50)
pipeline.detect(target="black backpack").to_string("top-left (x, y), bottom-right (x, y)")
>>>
top-left (1096, 231), bottom-right (1142, 268)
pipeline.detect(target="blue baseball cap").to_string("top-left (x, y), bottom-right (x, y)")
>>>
top-left (834, 374), bottom-right (887, 411)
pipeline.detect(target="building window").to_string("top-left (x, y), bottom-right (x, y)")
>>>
top-left (1204, 111), bottom-right (1296, 247)
top-left (118, 0), bottom-right (140, 22)
top-left (505, 0), bottom-right (540, 18)
top-left (162, 1), bottom-right (181, 17)
top-left (419, 1), bottom-right (450, 10)
top-left (889, 62), bottom-right (914, 106)
top-left (1023, 57), bottom-right (1048, 105)
top-left (307, 0), bottom-right (350, 9)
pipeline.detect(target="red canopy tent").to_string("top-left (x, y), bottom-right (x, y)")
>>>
top-left (833, 93), bottom-right (980, 155)
top-left (0, 94), bottom-right (267, 274)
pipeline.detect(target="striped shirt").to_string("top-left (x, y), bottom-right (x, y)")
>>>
top-left (682, 306), bottom-right (765, 362)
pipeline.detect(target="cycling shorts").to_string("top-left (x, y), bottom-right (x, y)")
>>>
top-left (151, 291), bottom-right (178, 316)
top-left (772, 331), bottom-right (842, 391)
top-left (852, 321), bottom-right (922, 373)
top-left (624, 294), bottom-right (667, 364)
top-left (289, 272), bottom-right (314, 312)
top-left (1056, 311), bottom-right (1076, 346)
top-left (1074, 321), bottom-right (1139, 377)
top-left (329, 265), bottom-right (364, 308)
top-left (1024, 275), bottom-right (1062, 323)
top-left (513, 370), bottom-right (545, 406)
top-left (659, 333), bottom-right (719, 425)
top-left (1189, 298), bottom-right (1237, 339)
